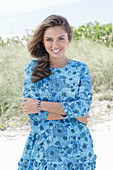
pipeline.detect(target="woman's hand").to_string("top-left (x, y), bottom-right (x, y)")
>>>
top-left (20, 98), bottom-right (38, 114)
top-left (75, 114), bottom-right (90, 125)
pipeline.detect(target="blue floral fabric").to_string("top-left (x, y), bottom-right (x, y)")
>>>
top-left (18, 59), bottom-right (97, 170)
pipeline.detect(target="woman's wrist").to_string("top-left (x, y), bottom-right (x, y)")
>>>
top-left (37, 100), bottom-right (41, 113)
top-left (40, 101), bottom-right (46, 111)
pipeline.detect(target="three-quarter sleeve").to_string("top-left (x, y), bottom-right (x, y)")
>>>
top-left (60, 63), bottom-right (92, 118)
top-left (23, 61), bottom-right (36, 100)
top-left (23, 60), bottom-right (49, 121)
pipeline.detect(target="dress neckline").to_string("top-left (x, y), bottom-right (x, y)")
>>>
top-left (49, 59), bottom-right (72, 70)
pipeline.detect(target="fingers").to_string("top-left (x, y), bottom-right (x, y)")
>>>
top-left (20, 98), bottom-right (28, 114)
top-left (23, 109), bottom-right (28, 114)
top-left (85, 119), bottom-right (88, 125)
top-left (20, 98), bottom-right (31, 107)
top-left (20, 104), bottom-right (28, 114)
top-left (86, 114), bottom-right (90, 118)
top-left (75, 117), bottom-right (88, 125)
top-left (20, 102), bottom-right (26, 107)
top-left (20, 102), bottom-right (27, 112)
top-left (21, 98), bottom-right (29, 101)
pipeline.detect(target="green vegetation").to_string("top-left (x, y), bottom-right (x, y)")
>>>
top-left (72, 21), bottom-right (113, 47)
top-left (0, 45), bottom-right (31, 130)
top-left (0, 21), bottom-right (113, 47)
top-left (0, 21), bottom-right (113, 129)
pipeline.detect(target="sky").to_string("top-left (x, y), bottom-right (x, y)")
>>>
top-left (0, 0), bottom-right (78, 15)
top-left (0, 0), bottom-right (113, 38)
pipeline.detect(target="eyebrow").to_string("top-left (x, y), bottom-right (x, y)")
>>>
top-left (45, 35), bottom-right (66, 39)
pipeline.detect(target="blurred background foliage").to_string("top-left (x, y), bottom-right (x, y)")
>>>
top-left (0, 21), bottom-right (113, 47)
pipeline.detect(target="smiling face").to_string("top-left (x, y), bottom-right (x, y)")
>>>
top-left (43, 26), bottom-right (69, 60)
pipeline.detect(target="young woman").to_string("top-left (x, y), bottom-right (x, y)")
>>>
top-left (18, 15), bottom-right (97, 169)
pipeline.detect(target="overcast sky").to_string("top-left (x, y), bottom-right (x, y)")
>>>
top-left (0, 0), bottom-right (113, 38)
top-left (0, 0), bottom-right (78, 14)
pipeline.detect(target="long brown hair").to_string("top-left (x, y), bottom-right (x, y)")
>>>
top-left (28, 14), bottom-right (73, 83)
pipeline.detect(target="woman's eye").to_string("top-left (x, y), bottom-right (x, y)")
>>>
top-left (46, 39), bottom-right (52, 41)
top-left (59, 38), bottom-right (64, 40)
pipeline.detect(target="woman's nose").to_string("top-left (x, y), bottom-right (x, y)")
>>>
top-left (52, 40), bottom-right (59, 48)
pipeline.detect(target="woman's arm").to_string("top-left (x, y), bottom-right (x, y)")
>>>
top-left (40, 101), bottom-right (66, 115)
top-left (46, 112), bottom-right (67, 120)
top-left (20, 98), bottom-right (65, 115)
top-left (20, 98), bottom-right (89, 124)
top-left (40, 101), bottom-right (89, 124)
top-left (46, 112), bottom-right (89, 125)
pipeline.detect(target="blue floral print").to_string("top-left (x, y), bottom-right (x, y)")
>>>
top-left (18, 59), bottom-right (97, 169)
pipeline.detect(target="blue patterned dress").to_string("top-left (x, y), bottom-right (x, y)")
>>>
top-left (18, 59), bottom-right (97, 170)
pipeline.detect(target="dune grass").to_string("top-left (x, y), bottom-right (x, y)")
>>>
top-left (0, 39), bottom-right (113, 129)
top-left (0, 45), bottom-right (31, 129)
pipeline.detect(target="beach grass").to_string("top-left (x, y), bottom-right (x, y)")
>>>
top-left (0, 39), bottom-right (113, 129)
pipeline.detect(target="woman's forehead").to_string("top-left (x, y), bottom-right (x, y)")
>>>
top-left (44, 26), bottom-right (67, 37)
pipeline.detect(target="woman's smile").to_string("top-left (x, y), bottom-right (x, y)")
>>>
top-left (51, 48), bottom-right (61, 54)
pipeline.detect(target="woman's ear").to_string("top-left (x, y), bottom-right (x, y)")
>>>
top-left (42, 41), bottom-right (45, 46)
top-left (68, 32), bottom-right (73, 42)
top-left (69, 32), bottom-right (73, 41)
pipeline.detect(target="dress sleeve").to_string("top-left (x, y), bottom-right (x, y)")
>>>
top-left (60, 63), bottom-right (92, 118)
top-left (23, 60), bottom-right (49, 121)
top-left (23, 61), bottom-right (36, 100)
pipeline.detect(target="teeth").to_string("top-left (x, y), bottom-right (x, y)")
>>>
top-left (52, 49), bottom-right (60, 52)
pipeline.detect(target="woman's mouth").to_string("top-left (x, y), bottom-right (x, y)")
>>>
top-left (51, 49), bottom-right (61, 54)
